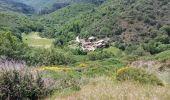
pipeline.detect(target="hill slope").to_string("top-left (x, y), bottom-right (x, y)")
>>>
top-left (40, 0), bottom-right (170, 55)
top-left (0, 0), bottom-right (34, 14)
top-left (16, 0), bottom-right (105, 14)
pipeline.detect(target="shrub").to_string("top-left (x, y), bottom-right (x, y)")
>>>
top-left (0, 61), bottom-right (55, 100)
top-left (79, 63), bottom-right (88, 68)
top-left (84, 58), bottom-right (124, 77)
top-left (46, 70), bottom-right (82, 91)
top-left (115, 41), bottom-right (126, 50)
top-left (58, 71), bottom-right (82, 91)
top-left (152, 50), bottom-right (170, 61)
top-left (103, 47), bottom-right (123, 57)
top-left (87, 47), bottom-right (123, 61)
top-left (116, 67), bottom-right (164, 86)
top-left (126, 46), bottom-right (147, 56)
top-left (71, 48), bottom-right (87, 55)
top-left (25, 48), bottom-right (74, 66)
top-left (160, 25), bottom-right (170, 36)
top-left (143, 40), bottom-right (170, 54)
top-left (87, 51), bottom-right (111, 61)
top-left (0, 31), bottom-right (28, 60)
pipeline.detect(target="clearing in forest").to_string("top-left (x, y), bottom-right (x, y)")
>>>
top-left (22, 32), bottom-right (54, 48)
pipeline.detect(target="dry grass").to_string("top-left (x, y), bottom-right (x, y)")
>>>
top-left (54, 77), bottom-right (170, 100)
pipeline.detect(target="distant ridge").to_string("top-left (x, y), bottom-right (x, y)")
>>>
top-left (0, 0), bottom-right (35, 14)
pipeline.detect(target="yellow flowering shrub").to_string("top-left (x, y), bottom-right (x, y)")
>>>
top-left (40, 66), bottom-right (71, 71)
top-left (116, 67), bottom-right (165, 86)
top-left (79, 63), bottom-right (88, 68)
top-left (116, 66), bottom-right (129, 75)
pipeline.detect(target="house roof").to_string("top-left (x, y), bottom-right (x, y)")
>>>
top-left (88, 36), bottom-right (96, 40)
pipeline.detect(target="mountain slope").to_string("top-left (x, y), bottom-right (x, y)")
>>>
top-left (0, 11), bottom-right (39, 38)
top-left (0, 0), bottom-right (169, 55)
top-left (38, 3), bottom-right (96, 37)
top-left (16, 0), bottom-right (105, 14)
top-left (0, 0), bottom-right (34, 14)
top-left (18, 0), bottom-right (105, 8)
top-left (39, 0), bottom-right (170, 54)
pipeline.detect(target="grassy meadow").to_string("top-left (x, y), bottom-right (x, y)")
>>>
top-left (22, 32), bottom-right (54, 48)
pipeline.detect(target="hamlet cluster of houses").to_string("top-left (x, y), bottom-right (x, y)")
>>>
top-left (76, 36), bottom-right (109, 52)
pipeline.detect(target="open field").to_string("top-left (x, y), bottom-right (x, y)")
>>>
top-left (22, 32), bottom-right (54, 48)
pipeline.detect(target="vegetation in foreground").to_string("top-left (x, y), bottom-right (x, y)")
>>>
top-left (0, 61), bottom-right (54, 99)
top-left (53, 77), bottom-right (170, 100)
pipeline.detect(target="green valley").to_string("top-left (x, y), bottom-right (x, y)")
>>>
top-left (0, 0), bottom-right (170, 100)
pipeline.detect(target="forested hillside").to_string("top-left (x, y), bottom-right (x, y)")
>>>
top-left (39, 0), bottom-right (170, 55)
top-left (0, 0), bottom-right (41, 38)
top-left (0, 0), bottom-right (169, 73)
top-left (17, 0), bottom-right (105, 14)
top-left (0, 11), bottom-right (42, 39)
top-left (0, 0), bottom-right (34, 14)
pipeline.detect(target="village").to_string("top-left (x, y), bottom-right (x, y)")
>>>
top-left (76, 36), bottom-right (110, 52)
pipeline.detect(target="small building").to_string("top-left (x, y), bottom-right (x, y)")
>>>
top-left (88, 36), bottom-right (96, 42)
top-left (75, 36), bottom-right (109, 52)
top-left (76, 36), bottom-right (80, 43)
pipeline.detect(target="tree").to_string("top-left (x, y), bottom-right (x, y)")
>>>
top-left (0, 31), bottom-right (28, 59)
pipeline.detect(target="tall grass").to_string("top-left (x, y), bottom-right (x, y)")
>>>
top-left (0, 60), bottom-right (55, 100)
top-left (55, 77), bottom-right (170, 100)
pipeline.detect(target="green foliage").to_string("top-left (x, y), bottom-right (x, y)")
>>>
top-left (83, 58), bottom-right (124, 77)
top-left (87, 47), bottom-right (122, 61)
top-left (160, 25), bottom-right (170, 36)
top-left (0, 65), bottom-right (54, 100)
top-left (0, 31), bottom-right (28, 59)
top-left (116, 67), bottom-right (164, 86)
top-left (1, 0), bottom-right (170, 56)
top-left (39, 3), bottom-right (95, 38)
top-left (0, 32), bottom-right (74, 66)
top-left (87, 51), bottom-right (111, 61)
top-left (151, 50), bottom-right (170, 61)
top-left (25, 48), bottom-right (75, 66)
top-left (0, 0), bottom-right (34, 14)
top-left (53, 36), bottom-right (68, 47)
top-left (143, 40), bottom-right (170, 54)
top-left (70, 48), bottom-right (87, 55)
top-left (46, 70), bottom-right (82, 91)
top-left (103, 47), bottom-right (123, 57)
top-left (0, 11), bottom-right (42, 38)
top-left (38, 0), bottom-right (170, 55)
top-left (115, 41), bottom-right (126, 50)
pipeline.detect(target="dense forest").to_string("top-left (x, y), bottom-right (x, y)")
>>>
top-left (0, 0), bottom-right (170, 99)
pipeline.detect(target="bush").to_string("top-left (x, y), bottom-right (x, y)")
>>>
top-left (115, 41), bottom-right (126, 50)
top-left (46, 70), bottom-right (82, 91)
top-left (152, 50), bottom-right (170, 61)
top-left (160, 25), bottom-right (170, 36)
top-left (25, 48), bottom-right (74, 66)
top-left (0, 31), bottom-right (28, 60)
top-left (71, 48), bottom-right (87, 55)
top-left (58, 71), bottom-right (82, 91)
top-left (0, 61), bottom-right (55, 100)
top-left (87, 51), bottom-right (111, 61)
top-left (87, 47), bottom-right (123, 61)
top-left (103, 47), bottom-right (123, 57)
top-left (143, 40), bottom-right (170, 54)
top-left (84, 58), bottom-right (124, 77)
top-left (116, 67), bottom-right (164, 86)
